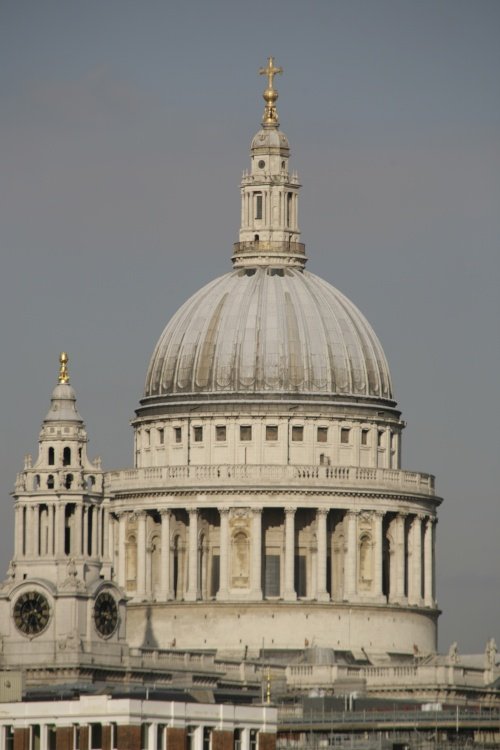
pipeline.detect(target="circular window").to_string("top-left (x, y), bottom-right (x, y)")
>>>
top-left (14, 591), bottom-right (50, 636)
top-left (258, 160), bottom-right (265, 169)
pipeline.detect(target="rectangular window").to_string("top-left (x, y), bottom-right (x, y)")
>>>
top-left (158, 428), bottom-right (164, 445)
top-left (141, 724), bottom-right (150, 750)
top-left (216, 425), bottom-right (227, 442)
top-left (361, 429), bottom-right (369, 446)
top-left (263, 554), bottom-right (281, 597)
top-left (193, 426), bottom-right (203, 442)
top-left (378, 430), bottom-right (384, 448)
top-left (174, 427), bottom-right (182, 443)
top-left (144, 430), bottom-right (150, 447)
top-left (295, 555), bottom-right (307, 598)
top-left (90, 724), bottom-right (102, 750)
top-left (286, 192), bottom-right (292, 226)
top-left (340, 427), bottom-right (350, 444)
top-left (317, 426), bottom-right (328, 442)
top-left (31, 725), bottom-right (41, 750)
top-left (240, 425), bottom-right (252, 441)
top-left (255, 192), bottom-right (263, 220)
top-left (211, 553), bottom-right (220, 597)
top-left (266, 425), bottom-right (278, 441)
top-left (292, 425), bottom-right (304, 442)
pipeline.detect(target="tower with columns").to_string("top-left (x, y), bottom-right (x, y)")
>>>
top-left (0, 59), bottom-right (441, 675)
top-left (0, 355), bottom-right (127, 670)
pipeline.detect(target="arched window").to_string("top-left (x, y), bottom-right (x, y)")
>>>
top-left (64, 473), bottom-right (73, 490)
top-left (48, 447), bottom-right (55, 466)
top-left (34, 475), bottom-right (41, 490)
top-left (86, 476), bottom-right (95, 491)
top-left (63, 447), bottom-right (71, 466)
top-left (47, 475), bottom-right (55, 489)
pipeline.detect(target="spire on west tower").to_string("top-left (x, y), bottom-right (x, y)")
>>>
top-left (232, 58), bottom-right (307, 269)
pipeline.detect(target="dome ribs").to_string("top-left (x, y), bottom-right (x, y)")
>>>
top-left (143, 268), bottom-right (394, 402)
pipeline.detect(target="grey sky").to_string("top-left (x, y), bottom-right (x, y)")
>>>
top-left (0, 0), bottom-right (498, 653)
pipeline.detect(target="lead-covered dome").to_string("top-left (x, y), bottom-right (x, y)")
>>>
top-left (144, 267), bottom-right (393, 401)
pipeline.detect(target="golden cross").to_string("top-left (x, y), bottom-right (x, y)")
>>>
top-left (59, 352), bottom-right (70, 384)
top-left (259, 56), bottom-right (282, 89)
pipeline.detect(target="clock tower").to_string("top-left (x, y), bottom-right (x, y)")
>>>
top-left (0, 355), bottom-right (127, 674)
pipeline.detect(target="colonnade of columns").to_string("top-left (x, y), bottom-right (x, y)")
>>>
top-left (14, 500), bottom-right (110, 561)
top-left (115, 506), bottom-right (436, 609)
top-left (241, 188), bottom-right (299, 233)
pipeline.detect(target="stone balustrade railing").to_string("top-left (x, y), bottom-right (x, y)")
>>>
top-left (286, 662), bottom-right (492, 689)
top-left (105, 464), bottom-right (435, 496)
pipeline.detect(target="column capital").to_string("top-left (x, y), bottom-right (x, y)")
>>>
top-left (132, 509), bottom-right (148, 521)
top-left (188, 507), bottom-right (199, 517)
top-left (160, 508), bottom-right (172, 519)
top-left (316, 508), bottom-right (329, 518)
top-left (218, 507), bottom-right (230, 516)
top-left (372, 509), bottom-right (385, 519)
top-left (285, 506), bottom-right (296, 516)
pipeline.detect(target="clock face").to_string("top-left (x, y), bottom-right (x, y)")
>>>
top-left (93, 592), bottom-right (118, 637)
top-left (13, 591), bottom-right (50, 636)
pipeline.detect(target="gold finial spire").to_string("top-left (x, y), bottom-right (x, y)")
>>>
top-left (58, 352), bottom-right (70, 384)
top-left (259, 56), bottom-right (282, 127)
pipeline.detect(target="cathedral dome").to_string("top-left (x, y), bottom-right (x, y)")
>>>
top-left (144, 267), bottom-right (393, 401)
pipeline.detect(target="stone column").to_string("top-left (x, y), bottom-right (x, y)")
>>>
top-left (393, 513), bottom-right (406, 601)
top-left (250, 508), bottom-right (263, 599)
top-left (136, 511), bottom-right (147, 599)
top-left (384, 428), bottom-right (392, 468)
top-left (216, 508), bottom-right (230, 600)
top-left (27, 505), bottom-right (36, 557)
top-left (160, 510), bottom-right (172, 600)
top-left (408, 515), bottom-right (423, 605)
top-left (102, 506), bottom-right (109, 560)
top-left (185, 508), bottom-right (198, 601)
top-left (316, 508), bottom-right (329, 601)
top-left (343, 511), bottom-right (358, 599)
top-left (372, 511), bottom-right (384, 599)
top-left (77, 503), bottom-right (84, 556)
top-left (107, 510), bottom-right (114, 562)
top-left (14, 504), bottom-right (23, 558)
top-left (117, 512), bottom-right (127, 588)
top-left (91, 505), bottom-right (99, 558)
top-left (55, 502), bottom-right (64, 557)
top-left (48, 504), bottom-right (55, 556)
top-left (424, 517), bottom-right (435, 606)
top-left (284, 507), bottom-right (297, 601)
